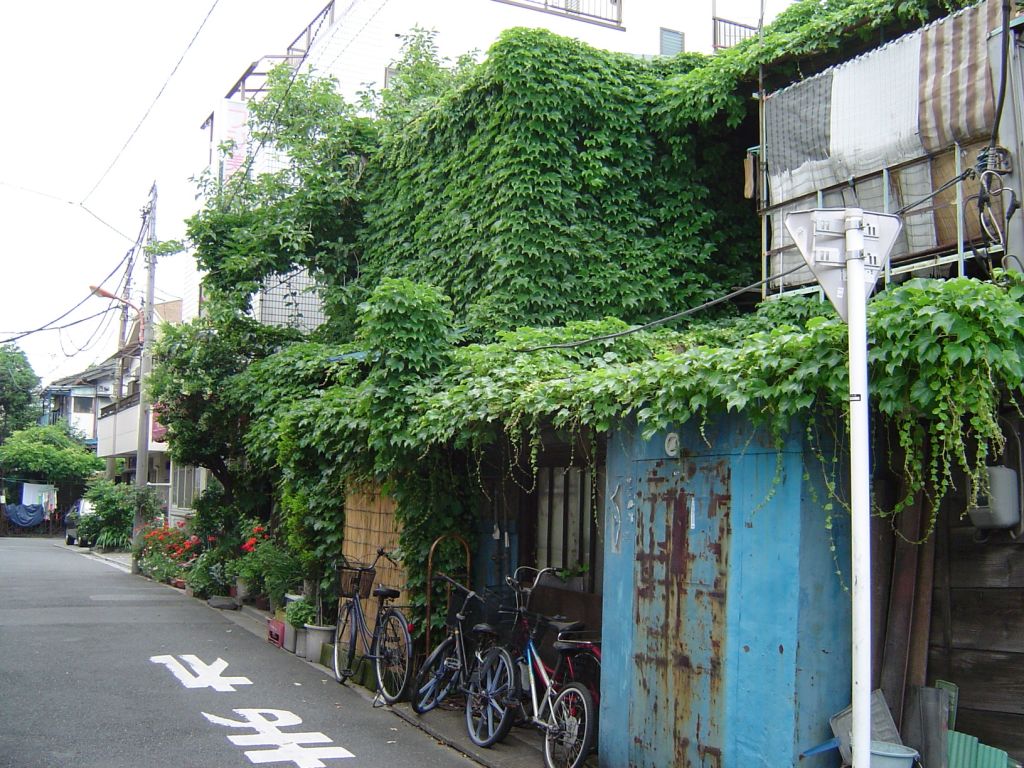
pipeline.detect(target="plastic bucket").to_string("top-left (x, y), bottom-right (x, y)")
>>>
top-left (871, 740), bottom-right (918, 768)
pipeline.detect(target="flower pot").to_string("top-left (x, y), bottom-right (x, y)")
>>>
top-left (304, 624), bottom-right (335, 663)
top-left (294, 626), bottom-right (307, 658)
top-left (283, 622), bottom-right (297, 653)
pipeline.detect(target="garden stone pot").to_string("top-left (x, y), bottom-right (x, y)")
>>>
top-left (294, 627), bottom-right (307, 658)
top-left (283, 622), bottom-right (297, 653)
top-left (303, 624), bottom-right (334, 664)
top-left (235, 577), bottom-right (250, 606)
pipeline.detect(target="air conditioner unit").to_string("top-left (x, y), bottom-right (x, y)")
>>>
top-left (968, 466), bottom-right (1020, 529)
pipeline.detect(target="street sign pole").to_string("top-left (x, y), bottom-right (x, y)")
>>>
top-left (844, 209), bottom-right (872, 768)
top-left (785, 207), bottom-right (901, 768)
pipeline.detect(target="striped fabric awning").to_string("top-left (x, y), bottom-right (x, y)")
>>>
top-left (918, 0), bottom-right (999, 153)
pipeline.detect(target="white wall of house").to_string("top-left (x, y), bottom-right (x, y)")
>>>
top-left (301, 0), bottom-right (789, 104)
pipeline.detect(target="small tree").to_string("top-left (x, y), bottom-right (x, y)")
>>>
top-left (0, 423), bottom-right (102, 488)
top-left (0, 345), bottom-right (40, 442)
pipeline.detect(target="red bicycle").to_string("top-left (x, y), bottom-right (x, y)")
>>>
top-left (466, 566), bottom-right (601, 768)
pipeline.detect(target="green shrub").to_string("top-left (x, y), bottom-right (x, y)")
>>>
top-left (185, 548), bottom-right (233, 598)
top-left (285, 598), bottom-right (317, 629)
top-left (81, 479), bottom-right (160, 549)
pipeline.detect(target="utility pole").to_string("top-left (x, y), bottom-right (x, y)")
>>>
top-left (132, 182), bottom-right (157, 573)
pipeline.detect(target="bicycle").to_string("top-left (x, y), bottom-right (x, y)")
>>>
top-left (332, 548), bottom-right (414, 705)
top-left (410, 572), bottom-right (500, 715)
top-left (467, 566), bottom-right (601, 768)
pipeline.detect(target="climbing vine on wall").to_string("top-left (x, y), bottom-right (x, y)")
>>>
top-left (163, 1), bottom-right (1020, 618)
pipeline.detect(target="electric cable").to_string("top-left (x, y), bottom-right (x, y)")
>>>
top-left (1, 309), bottom-right (119, 346)
top-left (81, 0), bottom-right (223, 205)
top-left (895, 168), bottom-right (975, 217)
top-left (1, 179), bottom-right (136, 242)
top-left (0, 214), bottom-right (147, 345)
top-left (518, 263), bottom-right (806, 353)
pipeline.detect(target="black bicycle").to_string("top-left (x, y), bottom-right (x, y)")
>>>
top-left (332, 548), bottom-right (414, 704)
top-left (410, 572), bottom-right (500, 714)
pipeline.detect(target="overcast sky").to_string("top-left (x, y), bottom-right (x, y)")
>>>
top-left (0, 0), bottom-right (327, 385)
top-left (1, 1), bottom-right (787, 388)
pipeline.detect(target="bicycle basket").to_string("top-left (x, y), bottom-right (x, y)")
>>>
top-left (338, 565), bottom-right (376, 599)
top-left (481, 584), bottom-right (517, 631)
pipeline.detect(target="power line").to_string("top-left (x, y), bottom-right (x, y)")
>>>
top-left (1, 308), bottom-right (119, 346)
top-left (81, 0), bottom-right (223, 204)
top-left (0, 214), bottom-right (148, 346)
top-left (1, 179), bottom-right (136, 242)
top-left (519, 263), bottom-right (807, 353)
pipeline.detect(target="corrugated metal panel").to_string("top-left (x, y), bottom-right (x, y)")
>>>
top-left (948, 729), bottom-right (1010, 768)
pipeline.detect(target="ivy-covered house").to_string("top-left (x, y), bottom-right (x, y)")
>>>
top-left (153, 0), bottom-right (1024, 764)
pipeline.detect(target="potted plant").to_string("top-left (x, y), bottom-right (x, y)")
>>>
top-left (285, 598), bottom-right (316, 656)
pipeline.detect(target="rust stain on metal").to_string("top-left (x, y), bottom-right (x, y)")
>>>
top-left (631, 457), bottom-right (732, 766)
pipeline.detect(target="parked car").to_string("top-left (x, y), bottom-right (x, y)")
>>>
top-left (64, 498), bottom-right (95, 546)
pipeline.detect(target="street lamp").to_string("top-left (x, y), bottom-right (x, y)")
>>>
top-left (89, 283), bottom-right (152, 574)
top-left (89, 285), bottom-right (144, 344)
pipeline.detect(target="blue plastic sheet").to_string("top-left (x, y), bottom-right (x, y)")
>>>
top-left (4, 504), bottom-right (46, 528)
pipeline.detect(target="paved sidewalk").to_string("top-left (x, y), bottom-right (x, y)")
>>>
top-left (62, 542), bottom-right (550, 768)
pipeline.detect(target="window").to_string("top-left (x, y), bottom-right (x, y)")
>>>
top-left (534, 466), bottom-right (602, 592)
top-left (660, 28), bottom-right (684, 56)
top-left (73, 396), bottom-right (93, 414)
top-left (171, 464), bottom-right (200, 511)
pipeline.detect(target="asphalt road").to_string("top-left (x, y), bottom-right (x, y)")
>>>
top-left (0, 537), bottom-right (476, 768)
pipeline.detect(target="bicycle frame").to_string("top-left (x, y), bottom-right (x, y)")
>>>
top-left (505, 566), bottom-right (602, 729)
top-left (340, 590), bottom-right (378, 659)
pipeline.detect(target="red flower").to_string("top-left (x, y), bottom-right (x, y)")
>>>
top-left (207, 535), bottom-right (217, 542)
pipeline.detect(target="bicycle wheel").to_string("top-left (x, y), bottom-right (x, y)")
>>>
top-left (333, 601), bottom-right (357, 683)
top-left (544, 682), bottom-right (596, 768)
top-left (465, 646), bottom-right (516, 748)
top-left (411, 636), bottom-right (460, 714)
top-left (373, 608), bottom-right (413, 704)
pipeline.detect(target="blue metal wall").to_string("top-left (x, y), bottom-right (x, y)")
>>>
top-left (600, 414), bottom-right (852, 767)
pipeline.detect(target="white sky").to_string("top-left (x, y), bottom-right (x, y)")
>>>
top-left (0, 0), bottom-right (327, 385)
top-left (0, 1), bottom-right (790, 387)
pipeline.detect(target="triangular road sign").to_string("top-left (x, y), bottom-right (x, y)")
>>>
top-left (785, 208), bottom-right (902, 322)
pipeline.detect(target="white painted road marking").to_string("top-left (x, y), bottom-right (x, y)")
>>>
top-left (150, 654), bottom-right (253, 691)
top-left (203, 709), bottom-right (354, 767)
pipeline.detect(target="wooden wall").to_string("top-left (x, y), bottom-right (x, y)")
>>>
top-left (343, 486), bottom-right (409, 613)
top-left (929, 511), bottom-right (1024, 760)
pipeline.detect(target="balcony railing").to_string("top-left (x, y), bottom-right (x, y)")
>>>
top-left (493, 0), bottom-right (623, 28)
top-left (100, 392), bottom-right (140, 419)
top-left (713, 17), bottom-right (757, 50)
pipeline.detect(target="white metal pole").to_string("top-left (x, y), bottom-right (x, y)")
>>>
top-left (844, 208), bottom-right (873, 768)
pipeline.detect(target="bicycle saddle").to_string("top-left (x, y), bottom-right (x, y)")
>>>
top-left (373, 585), bottom-right (401, 599)
top-left (550, 619), bottom-right (584, 635)
top-left (471, 622), bottom-right (500, 636)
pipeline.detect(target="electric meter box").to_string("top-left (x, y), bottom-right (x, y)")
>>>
top-left (968, 466), bottom-right (1020, 529)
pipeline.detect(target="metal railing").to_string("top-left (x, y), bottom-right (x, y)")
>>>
top-left (225, 0), bottom-right (336, 101)
top-left (100, 392), bottom-right (140, 419)
top-left (713, 17), bottom-right (757, 50)
top-left (493, 0), bottom-right (623, 28)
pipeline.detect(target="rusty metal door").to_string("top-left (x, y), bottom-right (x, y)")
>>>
top-left (629, 458), bottom-right (731, 767)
